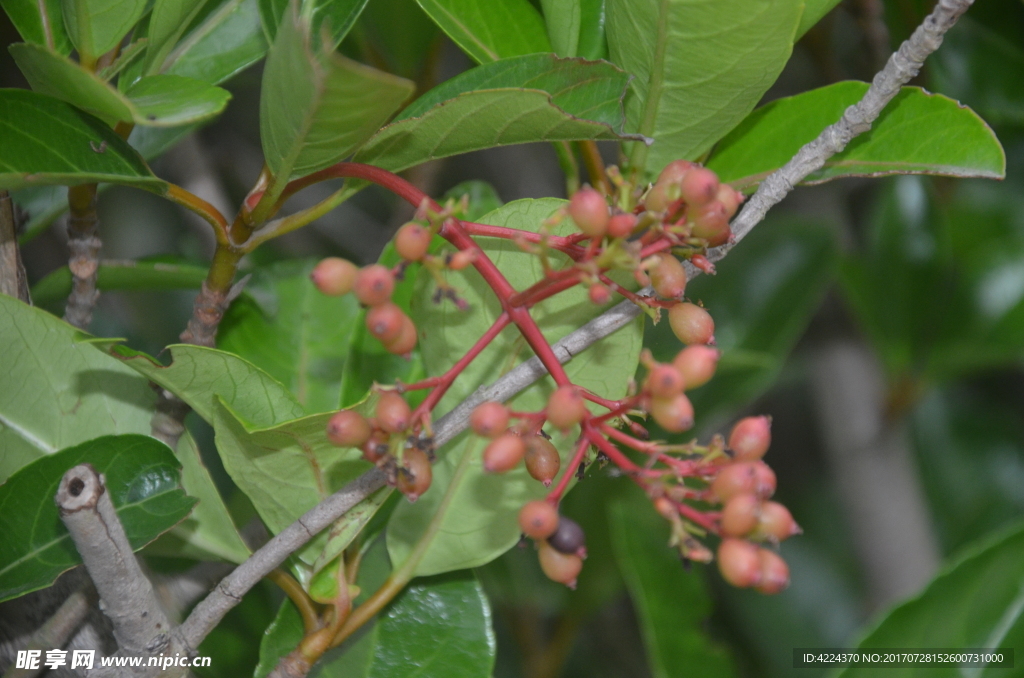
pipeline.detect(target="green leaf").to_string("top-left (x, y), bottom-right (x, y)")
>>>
top-left (354, 54), bottom-right (640, 173)
top-left (210, 399), bottom-right (384, 568)
top-left (257, 565), bottom-right (495, 678)
top-left (11, 44), bottom-right (231, 127)
top-left (647, 217), bottom-right (838, 429)
top-left (259, 7), bottom-right (413, 188)
top-left (352, 0), bottom-right (439, 81)
top-left (258, 0), bottom-right (368, 49)
top-left (387, 198), bottom-right (644, 576)
top-left (162, 0), bottom-right (268, 86)
top-left (0, 434), bottom-right (196, 602)
top-left (608, 487), bottom-right (736, 678)
top-left (144, 0), bottom-right (208, 75)
top-left (61, 0), bottom-right (147, 59)
top-left (707, 82), bottom-right (1007, 192)
top-left (218, 259), bottom-right (362, 414)
top-left (0, 0), bottom-right (73, 54)
top-left (13, 185), bottom-right (69, 244)
top-left (106, 343), bottom-right (304, 427)
top-left (836, 521), bottom-right (1024, 678)
top-left (96, 37), bottom-right (148, 81)
top-left (30, 258), bottom-right (209, 307)
top-left (606, 0), bottom-right (802, 174)
top-left (415, 0), bottom-right (550, 64)
top-left (0, 295), bottom-right (156, 482)
top-left (540, 0), bottom-right (606, 60)
top-left (797, 0), bottom-right (842, 39)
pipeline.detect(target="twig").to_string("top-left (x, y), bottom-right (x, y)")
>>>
top-left (63, 185), bottom-right (101, 330)
top-left (0, 191), bottom-right (30, 304)
top-left (2, 582), bottom-right (95, 678)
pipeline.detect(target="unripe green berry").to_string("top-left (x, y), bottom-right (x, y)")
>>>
top-left (398, 448), bottom-right (432, 502)
top-left (720, 493), bottom-right (761, 537)
top-left (470, 401), bottom-right (510, 438)
top-left (645, 363), bottom-right (686, 399)
top-left (326, 410), bottom-right (372, 447)
top-left (650, 253), bottom-right (687, 300)
top-left (395, 222), bottom-right (432, 261)
top-left (717, 538), bottom-right (761, 588)
top-left (651, 393), bottom-right (694, 432)
top-left (546, 386), bottom-right (588, 431)
top-left (568, 188), bottom-right (610, 238)
top-left (668, 302), bottom-right (715, 345)
top-left (755, 548), bottom-right (790, 594)
top-left (538, 541), bottom-right (583, 588)
top-left (354, 265), bottom-right (395, 306)
top-left (483, 433), bottom-right (526, 473)
top-left (729, 416), bottom-right (772, 461)
top-left (375, 391), bottom-right (411, 433)
top-left (524, 435), bottom-right (560, 486)
top-left (311, 258), bottom-right (358, 296)
top-left (673, 346), bottom-right (720, 390)
top-left (519, 500), bottom-right (559, 539)
top-left (680, 166), bottom-right (720, 207)
top-left (366, 302), bottom-right (406, 344)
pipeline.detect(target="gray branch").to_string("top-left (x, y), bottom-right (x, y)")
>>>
top-left (0, 191), bottom-right (30, 304)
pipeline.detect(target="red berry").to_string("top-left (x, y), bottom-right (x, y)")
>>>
top-left (717, 184), bottom-right (744, 218)
top-left (375, 391), bottom-right (411, 433)
top-left (756, 501), bottom-right (801, 542)
top-left (657, 159), bottom-right (695, 186)
top-left (589, 284), bottom-right (611, 305)
top-left (711, 461), bottom-right (776, 502)
top-left (470, 401), bottom-right (509, 438)
top-left (546, 386), bottom-right (588, 431)
top-left (398, 448), bottom-right (432, 501)
top-left (673, 346), bottom-right (719, 390)
top-left (524, 435), bottom-right (560, 486)
top-left (646, 363), bottom-right (685, 399)
top-left (607, 213), bottom-right (637, 239)
top-left (483, 433), bottom-right (526, 473)
top-left (548, 516), bottom-right (586, 557)
top-left (651, 393), bottom-right (694, 433)
top-left (729, 416), bottom-right (772, 461)
top-left (361, 431), bottom-right (390, 463)
top-left (395, 222), bottom-right (432, 261)
top-left (538, 541), bottom-right (583, 588)
top-left (755, 548), bottom-right (790, 594)
top-left (519, 500), bottom-right (559, 539)
top-left (720, 493), bottom-right (761, 537)
top-left (326, 410), bottom-right (372, 447)
top-left (650, 253), bottom-right (687, 300)
top-left (568, 188), bottom-right (610, 238)
top-left (354, 265), bottom-right (395, 306)
top-left (717, 538), bottom-right (761, 588)
top-left (689, 201), bottom-right (731, 246)
top-left (668, 302), bottom-right (715, 345)
top-left (366, 303), bottom-right (406, 344)
top-left (680, 166), bottom-right (720, 207)
top-left (384, 315), bottom-right (417, 356)
top-left (311, 258), bottom-right (358, 296)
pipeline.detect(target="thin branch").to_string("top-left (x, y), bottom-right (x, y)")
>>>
top-left (2, 582), bottom-right (95, 678)
top-left (0, 191), bottom-right (30, 303)
top-left (63, 184), bottom-right (101, 330)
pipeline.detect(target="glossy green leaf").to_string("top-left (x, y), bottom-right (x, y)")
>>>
top-left (415, 0), bottom-right (550, 64)
top-left (387, 198), bottom-right (644, 576)
top-left (607, 0), bottom-right (802, 174)
top-left (608, 487), bottom-right (736, 678)
top-left (105, 343), bottom-right (304, 427)
top-left (218, 259), bottom-right (362, 414)
top-left (0, 295), bottom-right (156, 482)
top-left (352, 0), bottom-right (439, 81)
top-left (836, 521), bottom-right (1024, 678)
top-left (707, 82), bottom-right (1006, 192)
top-left (162, 0), bottom-right (268, 86)
top-left (210, 399), bottom-right (382, 567)
top-left (96, 37), bottom-right (148, 81)
top-left (144, 0), bottom-right (208, 75)
top-left (260, 7), bottom-right (413, 188)
top-left (144, 430), bottom-right (251, 563)
top-left (540, 0), bottom-right (606, 60)
top-left (257, 565), bottom-right (495, 678)
top-left (0, 434), bottom-right (196, 602)
top-left (258, 0), bottom-right (368, 48)
top-left (30, 258), bottom-right (209, 307)
top-left (61, 0), bottom-right (147, 59)
top-left (648, 218), bottom-right (837, 429)
top-left (354, 55), bottom-right (640, 173)
top-left (11, 44), bottom-right (231, 127)
top-left (798, 0), bottom-right (842, 39)
top-left (0, 0), bottom-right (73, 54)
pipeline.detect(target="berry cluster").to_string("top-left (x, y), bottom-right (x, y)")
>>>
top-left (309, 159), bottom-right (797, 594)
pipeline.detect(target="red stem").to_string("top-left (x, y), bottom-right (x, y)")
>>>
top-left (461, 222), bottom-right (586, 260)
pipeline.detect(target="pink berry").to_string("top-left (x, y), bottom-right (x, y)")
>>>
top-left (672, 346), bottom-right (720, 390)
top-left (395, 222), bottom-right (432, 261)
top-left (607, 213), bottom-right (637, 238)
top-left (646, 363), bottom-right (686, 399)
top-left (375, 391), bottom-right (411, 433)
top-left (326, 410), bottom-right (371, 447)
top-left (717, 184), bottom-right (744, 218)
top-left (711, 461), bottom-right (777, 502)
top-left (470, 401), bottom-right (510, 438)
top-left (720, 493), bottom-right (761, 537)
top-left (524, 435), bottom-right (561, 486)
top-left (656, 160), bottom-right (695, 186)
top-left (398, 448), bottom-right (432, 502)
top-left (756, 501), bottom-right (801, 542)
top-left (483, 433), bottom-right (526, 473)
top-left (546, 386), bottom-right (588, 430)
top-left (568, 188), bottom-right (609, 238)
top-left (650, 254), bottom-right (687, 300)
top-left (354, 265), bottom-right (395, 306)
top-left (589, 284), bottom-right (611, 305)
top-left (538, 541), bottom-right (583, 588)
top-left (668, 302), bottom-right (715, 345)
top-left (311, 258), bottom-right (358, 296)
top-left (449, 250), bottom-right (476, 270)
top-left (717, 538), bottom-right (761, 588)
top-left (729, 416), bottom-right (772, 461)
top-left (650, 393), bottom-right (694, 433)
top-left (755, 548), bottom-right (790, 594)
top-left (366, 303), bottom-right (405, 344)
top-left (689, 201), bottom-right (731, 246)
top-left (680, 166), bottom-right (720, 207)
top-left (519, 500), bottom-right (559, 539)
top-left (383, 315), bottom-right (417, 356)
